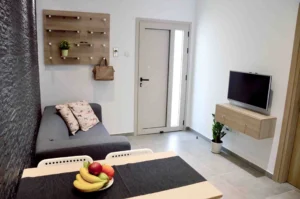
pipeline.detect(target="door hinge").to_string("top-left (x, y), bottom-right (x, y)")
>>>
top-left (185, 75), bottom-right (188, 81)
top-left (183, 120), bottom-right (185, 126)
top-left (188, 32), bottom-right (190, 37)
top-left (187, 48), bottom-right (189, 54)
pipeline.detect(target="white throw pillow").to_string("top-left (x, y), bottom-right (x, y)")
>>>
top-left (68, 101), bottom-right (99, 131)
top-left (55, 104), bottom-right (80, 135)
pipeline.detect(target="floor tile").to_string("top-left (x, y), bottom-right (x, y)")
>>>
top-left (209, 176), bottom-right (255, 199)
top-left (266, 190), bottom-right (300, 199)
top-left (127, 131), bottom-right (300, 199)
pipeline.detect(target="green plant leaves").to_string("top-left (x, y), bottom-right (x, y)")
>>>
top-left (59, 40), bottom-right (70, 50)
top-left (212, 114), bottom-right (226, 143)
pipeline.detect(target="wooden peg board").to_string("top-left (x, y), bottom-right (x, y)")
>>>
top-left (43, 10), bottom-right (110, 65)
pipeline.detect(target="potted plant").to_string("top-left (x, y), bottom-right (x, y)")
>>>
top-left (211, 114), bottom-right (227, 154)
top-left (59, 40), bottom-right (70, 57)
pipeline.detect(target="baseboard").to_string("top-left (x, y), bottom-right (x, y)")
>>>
top-left (186, 127), bottom-right (211, 142)
top-left (186, 127), bottom-right (273, 179)
top-left (111, 132), bottom-right (135, 136)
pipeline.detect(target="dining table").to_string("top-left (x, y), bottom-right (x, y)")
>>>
top-left (17, 151), bottom-right (222, 199)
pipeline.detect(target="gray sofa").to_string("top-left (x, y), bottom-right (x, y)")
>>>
top-left (35, 103), bottom-right (131, 162)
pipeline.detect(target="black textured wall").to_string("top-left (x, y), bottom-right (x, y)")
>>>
top-left (0, 0), bottom-right (41, 199)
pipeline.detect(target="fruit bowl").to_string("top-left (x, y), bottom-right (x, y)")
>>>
top-left (98, 178), bottom-right (114, 191)
top-left (73, 162), bottom-right (115, 193)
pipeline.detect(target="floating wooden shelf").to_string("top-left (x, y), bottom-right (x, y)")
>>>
top-left (47, 15), bottom-right (81, 20)
top-left (74, 43), bottom-right (93, 47)
top-left (48, 56), bottom-right (97, 62)
top-left (46, 29), bottom-right (80, 33)
top-left (88, 30), bottom-right (107, 34)
top-left (61, 56), bottom-right (80, 60)
top-left (89, 17), bottom-right (107, 22)
top-left (215, 103), bottom-right (277, 140)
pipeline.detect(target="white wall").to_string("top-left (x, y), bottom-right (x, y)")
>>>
top-left (188, 0), bottom-right (299, 173)
top-left (36, 0), bottom-right (196, 135)
top-left (37, 0), bottom-right (298, 174)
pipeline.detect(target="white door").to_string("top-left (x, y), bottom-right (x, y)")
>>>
top-left (137, 20), bottom-right (190, 135)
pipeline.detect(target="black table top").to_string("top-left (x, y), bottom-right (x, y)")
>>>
top-left (16, 156), bottom-right (206, 199)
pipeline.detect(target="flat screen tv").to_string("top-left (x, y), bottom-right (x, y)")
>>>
top-left (228, 71), bottom-right (272, 111)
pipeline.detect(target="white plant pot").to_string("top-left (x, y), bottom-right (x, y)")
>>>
top-left (211, 141), bottom-right (222, 154)
top-left (61, 49), bottom-right (69, 57)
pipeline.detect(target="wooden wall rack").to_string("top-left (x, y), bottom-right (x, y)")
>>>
top-left (43, 10), bottom-right (110, 65)
top-left (215, 103), bottom-right (277, 140)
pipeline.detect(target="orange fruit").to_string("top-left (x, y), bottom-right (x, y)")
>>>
top-left (102, 165), bottom-right (114, 179)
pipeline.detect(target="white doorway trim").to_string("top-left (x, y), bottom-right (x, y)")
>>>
top-left (134, 18), bottom-right (192, 136)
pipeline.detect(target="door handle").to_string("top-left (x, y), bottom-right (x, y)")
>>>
top-left (140, 77), bottom-right (150, 82)
top-left (140, 77), bottom-right (150, 87)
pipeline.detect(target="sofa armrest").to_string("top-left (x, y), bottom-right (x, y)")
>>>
top-left (35, 136), bottom-right (131, 162)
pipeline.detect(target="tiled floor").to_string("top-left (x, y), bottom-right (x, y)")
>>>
top-left (127, 131), bottom-right (300, 199)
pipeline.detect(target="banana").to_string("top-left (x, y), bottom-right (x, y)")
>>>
top-left (83, 161), bottom-right (90, 169)
top-left (73, 180), bottom-right (106, 192)
top-left (79, 167), bottom-right (103, 183)
top-left (76, 174), bottom-right (91, 186)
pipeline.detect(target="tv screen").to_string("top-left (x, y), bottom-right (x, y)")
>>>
top-left (228, 71), bottom-right (271, 110)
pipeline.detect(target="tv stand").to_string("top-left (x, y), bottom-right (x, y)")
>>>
top-left (215, 104), bottom-right (277, 140)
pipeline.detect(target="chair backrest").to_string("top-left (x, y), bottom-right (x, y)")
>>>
top-left (105, 149), bottom-right (154, 159)
top-left (37, 155), bottom-right (93, 168)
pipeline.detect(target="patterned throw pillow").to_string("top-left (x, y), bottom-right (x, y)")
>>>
top-left (55, 104), bottom-right (80, 135)
top-left (68, 101), bottom-right (99, 131)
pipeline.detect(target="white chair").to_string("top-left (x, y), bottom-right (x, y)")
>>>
top-left (37, 155), bottom-right (93, 168)
top-left (105, 149), bottom-right (154, 159)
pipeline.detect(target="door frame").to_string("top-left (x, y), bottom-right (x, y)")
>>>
top-left (134, 18), bottom-right (192, 136)
top-left (273, 5), bottom-right (300, 183)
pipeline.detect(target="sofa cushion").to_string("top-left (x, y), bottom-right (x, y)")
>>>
top-left (36, 135), bottom-right (131, 162)
top-left (69, 123), bottom-right (110, 140)
top-left (37, 106), bottom-right (70, 142)
top-left (55, 104), bottom-right (79, 135)
top-left (89, 103), bottom-right (102, 122)
top-left (68, 101), bottom-right (99, 131)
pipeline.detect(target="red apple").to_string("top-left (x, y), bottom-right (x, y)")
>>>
top-left (88, 162), bottom-right (102, 176)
